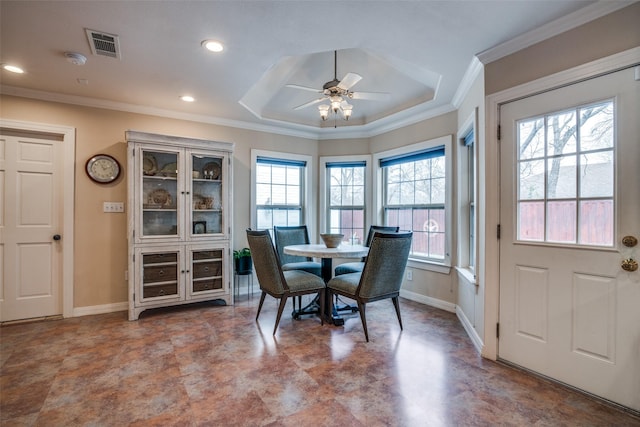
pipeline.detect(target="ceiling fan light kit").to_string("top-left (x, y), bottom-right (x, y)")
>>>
top-left (287, 50), bottom-right (389, 124)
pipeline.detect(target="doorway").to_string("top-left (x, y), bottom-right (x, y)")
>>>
top-left (498, 66), bottom-right (639, 411)
top-left (0, 120), bottom-right (75, 322)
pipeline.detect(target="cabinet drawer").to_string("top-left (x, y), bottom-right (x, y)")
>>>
top-left (193, 249), bottom-right (222, 260)
top-left (193, 278), bottom-right (223, 292)
top-left (143, 253), bottom-right (178, 264)
top-left (143, 283), bottom-right (178, 298)
top-left (193, 261), bottom-right (221, 279)
top-left (144, 265), bottom-right (178, 283)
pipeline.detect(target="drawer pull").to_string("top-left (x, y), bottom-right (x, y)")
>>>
top-left (158, 270), bottom-right (165, 276)
top-left (158, 289), bottom-right (165, 296)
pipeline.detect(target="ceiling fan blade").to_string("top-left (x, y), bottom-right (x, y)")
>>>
top-left (293, 97), bottom-right (326, 110)
top-left (286, 84), bottom-right (323, 93)
top-left (350, 91), bottom-right (391, 101)
top-left (337, 72), bottom-right (362, 91)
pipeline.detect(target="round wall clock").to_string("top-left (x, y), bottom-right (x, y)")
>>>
top-left (85, 154), bottom-right (121, 184)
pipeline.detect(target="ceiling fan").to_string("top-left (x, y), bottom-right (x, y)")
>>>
top-left (286, 50), bottom-right (389, 120)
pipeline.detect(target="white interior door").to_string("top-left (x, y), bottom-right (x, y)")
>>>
top-left (499, 66), bottom-right (640, 411)
top-left (0, 132), bottom-right (65, 321)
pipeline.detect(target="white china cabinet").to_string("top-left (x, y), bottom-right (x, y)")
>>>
top-left (126, 131), bottom-right (234, 320)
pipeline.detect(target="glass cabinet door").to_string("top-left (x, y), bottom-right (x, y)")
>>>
top-left (141, 149), bottom-right (180, 238)
top-left (190, 154), bottom-right (224, 236)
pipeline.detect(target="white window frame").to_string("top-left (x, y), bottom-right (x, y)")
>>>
top-left (319, 155), bottom-right (372, 240)
top-left (456, 109), bottom-right (479, 283)
top-left (250, 149), bottom-right (314, 234)
top-left (373, 135), bottom-right (452, 272)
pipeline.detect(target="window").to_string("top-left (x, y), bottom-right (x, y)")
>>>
top-left (325, 160), bottom-right (366, 244)
top-left (465, 129), bottom-right (476, 270)
top-left (516, 100), bottom-right (614, 246)
top-left (376, 136), bottom-right (452, 265)
top-left (457, 112), bottom-right (477, 280)
top-left (251, 150), bottom-right (312, 233)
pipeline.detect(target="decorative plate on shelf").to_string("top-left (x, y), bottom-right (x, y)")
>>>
top-left (159, 162), bottom-right (178, 177)
top-left (143, 153), bottom-right (157, 176)
top-left (148, 189), bottom-right (172, 207)
top-left (192, 194), bottom-right (214, 210)
top-left (202, 162), bottom-right (221, 180)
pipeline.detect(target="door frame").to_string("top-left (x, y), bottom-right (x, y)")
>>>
top-left (482, 46), bottom-right (640, 360)
top-left (0, 119), bottom-right (75, 319)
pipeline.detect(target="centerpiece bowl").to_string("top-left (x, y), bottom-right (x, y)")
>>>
top-left (320, 233), bottom-right (344, 248)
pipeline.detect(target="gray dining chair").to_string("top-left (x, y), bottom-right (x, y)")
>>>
top-left (327, 231), bottom-right (412, 342)
top-left (246, 229), bottom-right (326, 334)
top-left (273, 225), bottom-right (322, 277)
top-left (334, 225), bottom-right (400, 276)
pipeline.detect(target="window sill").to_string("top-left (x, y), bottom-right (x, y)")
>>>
top-left (407, 258), bottom-right (451, 275)
top-left (455, 266), bottom-right (477, 286)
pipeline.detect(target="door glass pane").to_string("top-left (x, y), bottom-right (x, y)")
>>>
top-left (579, 102), bottom-right (614, 151)
top-left (142, 150), bottom-right (178, 236)
top-left (192, 154), bottom-right (223, 235)
top-left (547, 110), bottom-right (577, 155)
top-left (579, 200), bottom-right (613, 246)
top-left (518, 201), bottom-right (544, 241)
top-left (518, 118), bottom-right (545, 160)
top-left (519, 160), bottom-right (544, 200)
top-left (547, 200), bottom-right (576, 243)
top-left (515, 100), bottom-right (614, 247)
top-left (580, 151), bottom-right (613, 198)
top-left (547, 155), bottom-right (576, 199)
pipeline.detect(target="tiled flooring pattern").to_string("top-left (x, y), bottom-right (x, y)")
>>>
top-left (2, 294), bottom-right (639, 426)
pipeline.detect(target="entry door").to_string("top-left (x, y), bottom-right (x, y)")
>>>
top-left (0, 133), bottom-right (64, 321)
top-left (499, 67), bottom-right (640, 411)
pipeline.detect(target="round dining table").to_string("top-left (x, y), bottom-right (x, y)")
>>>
top-left (284, 243), bottom-right (369, 325)
top-left (283, 243), bottom-right (369, 283)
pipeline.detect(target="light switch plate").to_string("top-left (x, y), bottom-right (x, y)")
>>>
top-left (103, 202), bottom-right (125, 213)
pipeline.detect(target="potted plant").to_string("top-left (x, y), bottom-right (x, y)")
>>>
top-left (233, 247), bottom-right (252, 274)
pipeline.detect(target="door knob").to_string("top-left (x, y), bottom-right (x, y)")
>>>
top-left (621, 258), bottom-right (638, 272)
top-left (53, 234), bottom-right (61, 241)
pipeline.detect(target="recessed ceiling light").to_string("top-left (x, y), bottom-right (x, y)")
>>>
top-left (180, 95), bottom-right (195, 102)
top-left (201, 40), bottom-right (224, 53)
top-left (3, 64), bottom-right (24, 74)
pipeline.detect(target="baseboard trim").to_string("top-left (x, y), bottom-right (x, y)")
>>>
top-left (399, 289), bottom-right (456, 313)
top-left (72, 302), bottom-right (128, 317)
top-left (456, 305), bottom-right (484, 353)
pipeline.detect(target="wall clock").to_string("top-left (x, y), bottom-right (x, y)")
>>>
top-left (85, 154), bottom-right (121, 184)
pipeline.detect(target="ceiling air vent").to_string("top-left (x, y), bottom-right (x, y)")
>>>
top-left (85, 29), bottom-right (121, 59)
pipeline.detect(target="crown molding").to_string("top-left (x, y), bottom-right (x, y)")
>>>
top-left (0, 85), bottom-right (322, 140)
top-left (452, 57), bottom-right (484, 108)
top-left (2, 84), bottom-right (457, 141)
top-left (477, 1), bottom-right (634, 64)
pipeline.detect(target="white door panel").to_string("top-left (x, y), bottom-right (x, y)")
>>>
top-left (499, 67), bottom-right (640, 411)
top-left (1, 134), bottom-right (63, 321)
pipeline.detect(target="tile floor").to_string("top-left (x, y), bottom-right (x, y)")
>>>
top-left (1, 294), bottom-right (639, 426)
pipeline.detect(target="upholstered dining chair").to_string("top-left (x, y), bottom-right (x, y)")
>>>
top-left (246, 229), bottom-right (326, 334)
top-left (334, 225), bottom-right (400, 276)
top-left (273, 225), bottom-right (322, 277)
top-left (327, 231), bottom-right (412, 342)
